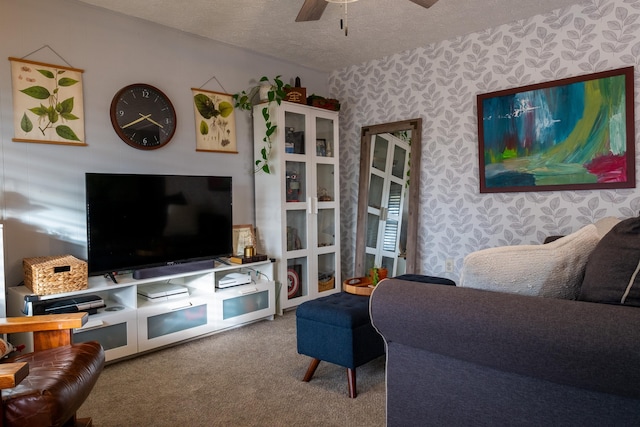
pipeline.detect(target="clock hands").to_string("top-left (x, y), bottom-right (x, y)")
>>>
top-left (142, 114), bottom-right (164, 129)
top-left (121, 114), bottom-right (152, 129)
top-left (121, 113), bottom-right (165, 130)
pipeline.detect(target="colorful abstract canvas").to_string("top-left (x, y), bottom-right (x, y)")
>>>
top-left (477, 67), bottom-right (635, 193)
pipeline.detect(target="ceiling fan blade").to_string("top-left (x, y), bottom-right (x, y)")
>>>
top-left (408, 0), bottom-right (439, 8)
top-left (296, 0), bottom-right (328, 22)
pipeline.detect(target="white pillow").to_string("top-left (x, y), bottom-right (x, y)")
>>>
top-left (459, 224), bottom-right (600, 299)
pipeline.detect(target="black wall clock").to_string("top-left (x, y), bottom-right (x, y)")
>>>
top-left (110, 83), bottom-right (177, 150)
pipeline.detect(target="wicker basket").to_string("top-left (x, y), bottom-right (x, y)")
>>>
top-left (318, 276), bottom-right (335, 293)
top-left (23, 255), bottom-right (88, 295)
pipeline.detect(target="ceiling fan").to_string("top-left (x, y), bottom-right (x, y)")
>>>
top-left (295, 0), bottom-right (440, 22)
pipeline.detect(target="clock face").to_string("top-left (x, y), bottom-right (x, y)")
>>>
top-left (110, 84), bottom-right (177, 150)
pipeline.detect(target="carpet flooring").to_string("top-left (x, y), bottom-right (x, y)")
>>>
top-left (78, 310), bottom-right (386, 426)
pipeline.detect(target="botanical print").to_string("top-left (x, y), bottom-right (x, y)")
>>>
top-left (9, 58), bottom-right (85, 145)
top-left (191, 88), bottom-right (237, 153)
top-left (478, 67), bottom-right (634, 192)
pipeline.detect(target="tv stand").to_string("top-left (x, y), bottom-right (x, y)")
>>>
top-left (7, 259), bottom-right (276, 362)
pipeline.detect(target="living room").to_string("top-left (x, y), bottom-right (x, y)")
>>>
top-left (2, 0), bottom-right (639, 291)
top-left (1, 0), bottom-right (640, 425)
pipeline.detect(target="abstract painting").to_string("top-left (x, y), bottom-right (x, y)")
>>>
top-left (477, 67), bottom-right (635, 193)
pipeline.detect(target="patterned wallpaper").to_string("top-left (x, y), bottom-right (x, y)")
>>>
top-left (331, 0), bottom-right (640, 282)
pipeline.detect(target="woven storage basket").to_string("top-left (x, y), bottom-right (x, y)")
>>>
top-left (23, 255), bottom-right (88, 295)
top-left (318, 276), bottom-right (335, 293)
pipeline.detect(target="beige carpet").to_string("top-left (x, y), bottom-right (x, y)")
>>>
top-left (79, 310), bottom-right (386, 426)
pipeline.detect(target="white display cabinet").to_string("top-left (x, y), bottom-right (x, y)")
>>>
top-left (7, 260), bottom-right (275, 362)
top-left (253, 101), bottom-right (340, 310)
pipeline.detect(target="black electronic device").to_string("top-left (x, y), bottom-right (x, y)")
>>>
top-left (85, 173), bottom-right (233, 279)
top-left (24, 294), bottom-right (105, 316)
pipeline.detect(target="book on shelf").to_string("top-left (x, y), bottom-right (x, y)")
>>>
top-left (229, 254), bottom-right (268, 264)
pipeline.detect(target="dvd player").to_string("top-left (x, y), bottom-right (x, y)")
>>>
top-left (25, 294), bottom-right (106, 316)
top-left (137, 283), bottom-right (189, 302)
top-left (217, 272), bottom-right (252, 288)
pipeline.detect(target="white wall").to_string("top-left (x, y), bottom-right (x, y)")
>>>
top-left (0, 0), bottom-right (329, 286)
top-left (333, 0), bottom-right (640, 281)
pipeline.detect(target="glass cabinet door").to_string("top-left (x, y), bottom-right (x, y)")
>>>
top-left (285, 111), bottom-right (306, 154)
top-left (315, 117), bottom-right (335, 158)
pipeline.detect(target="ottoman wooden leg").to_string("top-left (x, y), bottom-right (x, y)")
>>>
top-left (303, 358), bottom-right (321, 382)
top-left (347, 368), bottom-right (357, 398)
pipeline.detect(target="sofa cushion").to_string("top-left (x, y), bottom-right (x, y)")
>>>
top-left (460, 224), bottom-right (600, 299)
top-left (579, 216), bottom-right (640, 306)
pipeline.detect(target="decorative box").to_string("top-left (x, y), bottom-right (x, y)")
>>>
top-left (307, 95), bottom-right (340, 111)
top-left (23, 255), bottom-right (88, 295)
top-left (284, 87), bottom-right (307, 104)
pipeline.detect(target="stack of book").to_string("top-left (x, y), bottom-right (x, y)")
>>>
top-left (229, 254), bottom-right (268, 264)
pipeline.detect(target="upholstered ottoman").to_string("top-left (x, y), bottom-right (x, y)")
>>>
top-left (296, 292), bottom-right (384, 398)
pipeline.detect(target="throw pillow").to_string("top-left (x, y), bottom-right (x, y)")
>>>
top-left (459, 224), bottom-right (600, 299)
top-left (579, 216), bottom-right (640, 306)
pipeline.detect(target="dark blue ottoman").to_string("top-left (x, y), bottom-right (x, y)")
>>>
top-left (296, 292), bottom-right (385, 398)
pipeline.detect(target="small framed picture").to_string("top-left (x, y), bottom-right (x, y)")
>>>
top-left (232, 224), bottom-right (255, 256)
top-left (316, 138), bottom-right (327, 157)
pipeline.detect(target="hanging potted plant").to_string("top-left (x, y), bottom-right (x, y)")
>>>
top-left (233, 76), bottom-right (289, 174)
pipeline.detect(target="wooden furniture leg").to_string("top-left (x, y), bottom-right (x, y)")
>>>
top-left (303, 358), bottom-right (321, 382)
top-left (347, 368), bottom-right (357, 398)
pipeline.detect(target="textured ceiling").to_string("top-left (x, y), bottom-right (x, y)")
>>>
top-left (76, 0), bottom-right (585, 72)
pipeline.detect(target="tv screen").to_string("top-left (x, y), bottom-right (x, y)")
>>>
top-left (86, 173), bottom-right (232, 276)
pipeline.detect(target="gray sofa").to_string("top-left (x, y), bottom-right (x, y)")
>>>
top-left (370, 278), bottom-right (640, 426)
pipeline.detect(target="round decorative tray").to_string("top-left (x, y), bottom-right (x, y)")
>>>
top-left (343, 277), bottom-right (374, 296)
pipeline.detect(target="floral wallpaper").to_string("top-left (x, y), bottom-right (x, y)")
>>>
top-left (331, 0), bottom-right (640, 282)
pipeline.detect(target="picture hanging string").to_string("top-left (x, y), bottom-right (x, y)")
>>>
top-left (19, 44), bottom-right (74, 68)
top-left (198, 75), bottom-right (228, 93)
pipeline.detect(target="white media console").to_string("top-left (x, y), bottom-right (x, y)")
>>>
top-left (7, 259), bottom-right (276, 362)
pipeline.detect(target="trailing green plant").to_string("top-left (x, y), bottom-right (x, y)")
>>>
top-left (233, 76), bottom-right (289, 174)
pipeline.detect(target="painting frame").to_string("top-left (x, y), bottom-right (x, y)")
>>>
top-left (9, 57), bottom-right (86, 146)
top-left (477, 66), bottom-right (635, 193)
top-left (232, 224), bottom-right (255, 257)
top-left (191, 88), bottom-right (238, 153)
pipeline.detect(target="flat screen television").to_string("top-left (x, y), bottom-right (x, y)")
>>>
top-left (85, 173), bottom-right (233, 278)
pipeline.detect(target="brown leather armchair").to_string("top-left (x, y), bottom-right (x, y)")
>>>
top-left (0, 312), bottom-right (105, 427)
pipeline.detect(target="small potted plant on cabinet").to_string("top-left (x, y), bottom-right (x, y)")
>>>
top-left (233, 76), bottom-right (289, 174)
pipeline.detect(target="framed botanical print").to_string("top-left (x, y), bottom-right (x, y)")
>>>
top-left (191, 88), bottom-right (237, 153)
top-left (9, 57), bottom-right (86, 145)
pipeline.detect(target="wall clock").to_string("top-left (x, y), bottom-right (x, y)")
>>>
top-left (110, 83), bottom-right (177, 150)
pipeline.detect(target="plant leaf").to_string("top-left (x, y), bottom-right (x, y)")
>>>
top-left (61, 112), bottom-right (79, 120)
top-left (58, 77), bottom-right (79, 87)
top-left (194, 94), bottom-right (219, 119)
top-left (47, 106), bottom-right (59, 123)
top-left (20, 86), bottom-right (50, 99)
top-left (20, 113), bottom-right (33, 133)
top-left (200, 120), bottom-right (209, 135)
top-left (59, 97), bottom-right (74, 114)
top-left (219, 101), bottom-right (233, 118)
top-left (29, 105), bottom-right (48, 117)
top-left (37, 69), bottom-right (55, 79)
top-left (262, 164), bottom-right (270, 173)
top-left (55, 125), bottom-right (80, 141)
